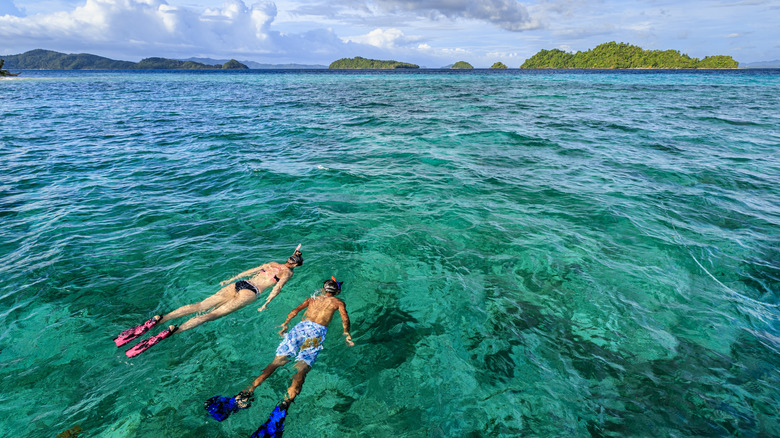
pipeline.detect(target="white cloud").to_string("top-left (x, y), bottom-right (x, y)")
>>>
top-left (343, 27), bottom-right (421, 48)
top-left (554, 24), bottom-right (615, 39)
top-left (437, 46), bottom-right (468, 55)
top-left (625, 21), bottom-right (653, 33)
top-left (357, 0), bottom-right (539, 31)
top-left (485, 50), bottom-right (520, 59)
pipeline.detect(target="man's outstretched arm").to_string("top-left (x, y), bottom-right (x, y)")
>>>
top-left (338, 301), bottom-right (354, 346)
top-left (278, 299), bottom-right (310, 335)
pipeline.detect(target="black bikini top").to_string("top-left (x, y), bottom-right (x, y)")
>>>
top-left (260, 268), bottom-right (280, 283)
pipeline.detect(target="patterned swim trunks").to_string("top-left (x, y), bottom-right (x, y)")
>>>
top-left (275, 320), bottom-right (328, 367)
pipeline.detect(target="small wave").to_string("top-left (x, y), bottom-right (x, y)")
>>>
top-left (698, 116), bottom-right (765, 127)
top-left (342, 116), bottom-right (385, 127)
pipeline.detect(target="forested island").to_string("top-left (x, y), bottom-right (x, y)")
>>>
top-left (452, 61), bottom-right (473, 69)
top-left (2, 50), bottom-right (248, 70)
top-left (329, 56), bottom-right (419, 69)
top-left (521, 42), bottom-right (738, 69)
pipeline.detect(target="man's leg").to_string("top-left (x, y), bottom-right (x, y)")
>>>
top-left (234, 356), bottom-right (290, 408)
top-left (243, 356), bottom-right (289, 393)
top-left (285, 361), bottom-right (312, 403)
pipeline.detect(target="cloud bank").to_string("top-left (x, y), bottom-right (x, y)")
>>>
top-left (369, 0), bottom-right (538, 31)
top-left (1, 0), bottom-right (541, 63)
top-left (0, 0), bottom-right (353, 62)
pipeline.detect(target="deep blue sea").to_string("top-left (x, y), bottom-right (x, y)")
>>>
top-left (1, 69), bottom-right (778, 437)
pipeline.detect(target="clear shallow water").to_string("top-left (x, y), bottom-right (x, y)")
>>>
top-left (1, 69), bottom-right (778, 437)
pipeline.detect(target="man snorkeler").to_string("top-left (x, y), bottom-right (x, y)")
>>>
top-left (114, 245), bottom-right (304, 357)
top-left (205, 276), bottom-right (353, 424)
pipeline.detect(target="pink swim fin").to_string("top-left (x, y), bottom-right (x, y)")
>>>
top-left (114, 316), bottom-right (160, 347)
top-left (125, 326), bottom-right (177, 358)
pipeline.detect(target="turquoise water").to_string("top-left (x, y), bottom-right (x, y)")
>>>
top-left (1, 69), bottom-right (778, 437)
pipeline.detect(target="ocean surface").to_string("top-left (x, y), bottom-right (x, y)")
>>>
top-left (1, 69), bottom-right (778, 437)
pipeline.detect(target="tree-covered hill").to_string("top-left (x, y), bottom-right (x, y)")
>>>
top-left (521, 42), bottom-right (738, 69)
top-left (3, 49), bottom-right (136, 69)
top-left (329, 56), bottom-right (419, 69)
top-left (1, 50), bottom-right (248, 70)
top-left (491, 62), bottom-right (508, 69)
top-left (134, 57), bottom-right (219, 69)
top-left (222, 59), bottom-right (249, 69)
top-left (452, 61), bottom-right (473, 69)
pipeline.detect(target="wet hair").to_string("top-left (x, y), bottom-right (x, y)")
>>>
top-left (323, 277), bottom-right (343, 294)
top-left (288, 251), bottom-right (303, 266)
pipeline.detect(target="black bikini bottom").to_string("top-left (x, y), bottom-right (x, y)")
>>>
top-left (235, 280), bottom-right (260, 295)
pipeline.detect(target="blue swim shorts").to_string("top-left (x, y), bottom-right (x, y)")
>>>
top-left (275, 320), bottom-right (328, 367)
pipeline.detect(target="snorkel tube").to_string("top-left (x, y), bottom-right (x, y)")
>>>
top-left (332, 276), bottom-right (343, 290)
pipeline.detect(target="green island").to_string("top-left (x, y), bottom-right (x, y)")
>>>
top-left (451, 61), bottom-right (473, 69)
top-left (491, 62), bottom-right (508, 69)
top-left (1, 49), bottom-right (248, 70)
top-left (0, 59), bottom-right (21, 76)
top-left (328, 56), bottom-right (419, 69)
top-left (521, 42), bottom-right (738, 69)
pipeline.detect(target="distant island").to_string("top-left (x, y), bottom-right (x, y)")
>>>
top-left (2, 50), bottom-right (248, 70)
top-left (1, 59), bottom-right (20, 76)
top-left (329, 56), bottom-right (419, 69)
top-left (452, 61), bottom-right (473, 69)
top-left (491, 62), bottom-right (508, 69)
top-left (741, 60), bottom-right (780, 68)
top-left (182, 57), bottom-right (326, 69)
top-left (521, 42), bottom-right (738, 69)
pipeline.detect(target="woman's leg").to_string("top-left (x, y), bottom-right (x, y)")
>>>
top-left (176, 289), bottom-right (256, 332)
top-left (159, 286), bottom-right (232, 324)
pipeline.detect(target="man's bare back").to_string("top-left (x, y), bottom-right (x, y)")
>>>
top-left (278, 292), bottom-right (352, 346)
top-left (301, 295), bottom-right (347, 327)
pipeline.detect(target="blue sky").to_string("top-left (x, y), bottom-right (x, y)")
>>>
top-left (1, 0), bottom-right (778, 66)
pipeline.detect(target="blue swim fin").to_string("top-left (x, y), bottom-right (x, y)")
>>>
top-left (205, 391), bottom-right (253, 421)
top-left (249, 401), bottom-right (289, 438)
top-left (204, 395), bottom-right (239, 421)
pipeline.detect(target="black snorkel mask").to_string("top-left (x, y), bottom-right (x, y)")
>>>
top-left (288, 254), bottom-right (303, 265)
top-left (288, 243), bottom-right (303, 266)
top-left (324, 276), bottom-right (343, 294)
